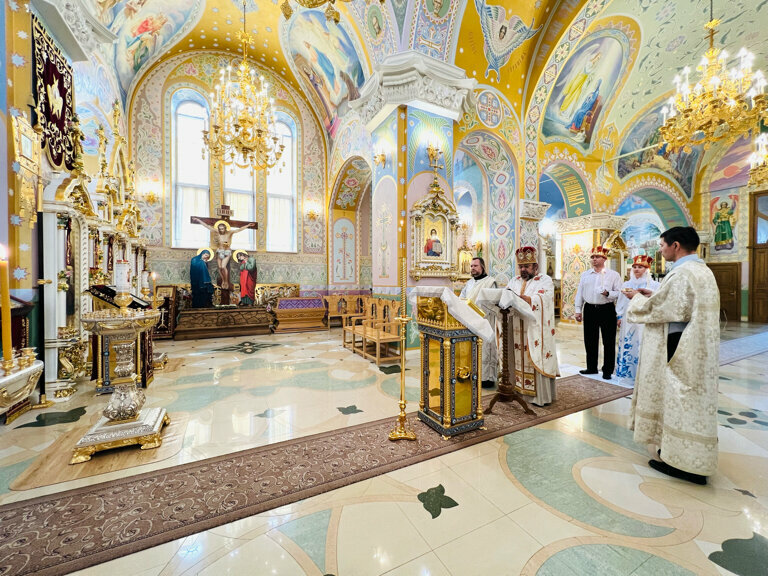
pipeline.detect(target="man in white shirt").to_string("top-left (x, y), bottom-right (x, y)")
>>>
top-left (573, 245), bottom-right (622, 379)
top-left (460, 257), bottom-right (497, 387)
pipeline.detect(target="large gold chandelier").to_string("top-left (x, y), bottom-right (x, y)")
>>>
top-left (203, 1), bottom-right (284, 171)
top-left (660, 0), bottom-right (767, 153)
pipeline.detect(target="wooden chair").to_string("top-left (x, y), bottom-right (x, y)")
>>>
top-left (360, 300), bottom-right (404, 365)
top-left (342, 296), bottom-right (370, 349)
top-left (323, 295), bottom-right (348, 327)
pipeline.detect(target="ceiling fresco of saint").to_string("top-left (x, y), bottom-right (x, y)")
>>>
top-left (66, 0), bottom-right (768, 228)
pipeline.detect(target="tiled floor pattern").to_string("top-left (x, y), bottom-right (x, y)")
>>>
top-left (0, 324), bottom-right (765, 575)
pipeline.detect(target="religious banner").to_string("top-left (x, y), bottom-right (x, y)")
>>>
top-left (32, 15), bottom-right (75, 170)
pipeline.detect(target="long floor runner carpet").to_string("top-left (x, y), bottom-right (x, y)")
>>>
top-left (0, 375), bottom-right (630, 576)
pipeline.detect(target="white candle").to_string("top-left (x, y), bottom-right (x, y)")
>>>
top-left (114, 260), bottom-right (131, 293)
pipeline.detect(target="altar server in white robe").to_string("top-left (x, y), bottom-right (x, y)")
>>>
top-left (460, 257), bottom-right (498, 387)
top-left (615, 254), bottom-right (660, 385)
top-left (627, 227), bottom-right (719, 485)
top-left (506, 246), bottom-right (559, 406)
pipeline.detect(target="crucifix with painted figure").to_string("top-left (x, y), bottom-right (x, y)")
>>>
top-left (191, 205), bottom-right (257, 306)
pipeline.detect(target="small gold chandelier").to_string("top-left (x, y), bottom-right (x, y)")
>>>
top-left (749, 133), bottom-right (768, 187)
top-left (660, 0), bottom-right (767, 153)
top-left (203, 1), bottom-right (284, 171)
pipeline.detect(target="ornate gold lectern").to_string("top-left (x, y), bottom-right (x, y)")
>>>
top-left (415, 295), bottom-right (484, 437)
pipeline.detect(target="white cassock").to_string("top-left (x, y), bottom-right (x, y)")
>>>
top-left (460, 275), bottom-right (498, 382)
top-left (505, 273), bottom-right (560, 406)
top-left (627, 259), bottom-right (720, 476)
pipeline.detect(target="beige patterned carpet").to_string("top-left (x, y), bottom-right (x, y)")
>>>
top-left (0, 375), bottom-right (630, 576)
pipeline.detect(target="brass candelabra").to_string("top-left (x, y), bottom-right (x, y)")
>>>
top-left (389, 257), bottom-right (416, 441)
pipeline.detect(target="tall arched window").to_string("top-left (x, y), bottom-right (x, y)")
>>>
top-left (172, 94), bottom-right (210, 248)
top-left (224, 166), bottom-right (256, 249)
top-left (266, 117), bottom-right (297, 252)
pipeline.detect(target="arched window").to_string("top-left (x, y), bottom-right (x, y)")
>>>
top-left (224, 165), bottom-right (256, 249)
top-left (266, 118), bottom-right (297, 252)
top-left (172, 95), bottom-right (210, 248)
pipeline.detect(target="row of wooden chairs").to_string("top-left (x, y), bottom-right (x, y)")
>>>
top-left (323, 295), bottom-right (403, 366)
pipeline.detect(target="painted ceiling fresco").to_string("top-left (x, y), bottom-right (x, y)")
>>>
top-left (332, 157), bottom-right (372, 211)
top-left (598, 0), bottom-right (768, 135)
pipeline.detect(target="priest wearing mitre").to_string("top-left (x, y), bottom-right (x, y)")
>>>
top-left (459, 257), bottom-right (498, 388)
top-left (505, 246), bottom-right (559, 406)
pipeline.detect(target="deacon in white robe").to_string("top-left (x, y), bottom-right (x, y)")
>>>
top-left (627, 227), bottom-right (720, 483)
top-left (460, 257), bottom-right (498, 386)
top-left (505, 246), bottom-right (559, 406)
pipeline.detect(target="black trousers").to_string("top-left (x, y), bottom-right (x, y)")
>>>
top-left (667, 331), bottom-right (682, 362)
top-left (583, 302), bottom-right (617, 375)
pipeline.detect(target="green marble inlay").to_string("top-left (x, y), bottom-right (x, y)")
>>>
top-left (0, 457), bottom-right (35, 495)
top-left (165, 385), bottom-right (241, 412)
top-left (417, 484), bottom-right (458, 519)
top-left (261, 369), bottom-right (378, 392)
top-left (276, 509), bottom-right (332, 573)
top-left (537, 544), bottom-right (695, 575)
top-left (710, 532), bottom-right (768, 576)
top-left (380, 376), bottom-right (420, 402)
top-left (15, 406), bottom-right (87, 429)
top-left (580, 406), bottom-right (646, 457)
top-left (337, 405), bottom-right (363, 414)
top-left (504, 429), bottom-right (672, 538)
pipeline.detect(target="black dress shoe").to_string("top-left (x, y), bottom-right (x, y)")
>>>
top-left (602, 373), bottom-right (612, 380)
top-left (481, 380), bottom-right (496, 389)
top-left (648, 459), bottom-right (707, 485)
top-left (579, 369), bottom-right (598, 375)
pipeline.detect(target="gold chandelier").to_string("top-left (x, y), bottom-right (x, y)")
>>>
top-left (659, 0), bottom-right (767, 153)
top-left (203, 1), bottom-right (284, 172)
top-left (749, 133), bottom-right (768, 187)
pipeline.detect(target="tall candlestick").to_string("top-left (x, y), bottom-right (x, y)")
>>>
top-left (0, 244), bottom-right (12, 362)
top-left (151, 272), bottom-right (157, 297)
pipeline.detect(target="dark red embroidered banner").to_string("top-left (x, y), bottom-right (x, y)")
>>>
top-left (32, 15), bottom-right (75, 170)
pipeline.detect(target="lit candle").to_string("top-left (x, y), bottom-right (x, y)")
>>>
top-left (151, 271), bottom-right (157, 297)
top-left (0, 244), bottom-right (12, 362)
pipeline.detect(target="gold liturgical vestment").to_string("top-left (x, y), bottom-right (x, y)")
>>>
top-left (627, 259), bottom-right (720, 476)
top-left (506, 274), bottom-right (559, 406)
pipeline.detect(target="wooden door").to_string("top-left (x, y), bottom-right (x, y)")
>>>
top-left (749, 191), bottom-right (768, 323)
top-left (707, 262), bottom-right (741, 323)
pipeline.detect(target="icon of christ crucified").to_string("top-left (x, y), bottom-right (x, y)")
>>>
top-left (191, 206), bottom-right (257, 305)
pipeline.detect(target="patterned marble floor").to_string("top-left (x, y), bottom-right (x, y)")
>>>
top-left (0, 324), bottom-right (766, 575)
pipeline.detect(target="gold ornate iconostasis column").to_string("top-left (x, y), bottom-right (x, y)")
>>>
top-left (554, 213), bottom-right (627, 324)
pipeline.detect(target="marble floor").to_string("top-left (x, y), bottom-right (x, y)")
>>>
top-left (0, 323), bottom-right (767, 575)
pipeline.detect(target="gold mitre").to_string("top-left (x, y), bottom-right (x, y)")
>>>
top-left (515, 246), bottom-right (538, 265)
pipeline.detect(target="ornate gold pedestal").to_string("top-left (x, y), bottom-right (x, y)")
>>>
top-left (416, 296), bottom-right (484, 437)
top-left (73, 303), bottom-right (170, 464)
top-left (70, 407), bottom-right (170, 464)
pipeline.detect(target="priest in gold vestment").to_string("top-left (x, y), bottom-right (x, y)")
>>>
top-left (627, 227), bottom-right (720, 484)
top-left (505, 246), bottom-right (559, 406)
top-left (460, 257), bottom-right (498, 387)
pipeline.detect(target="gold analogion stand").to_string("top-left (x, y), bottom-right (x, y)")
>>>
top-left (389, 257), bottom-right (416, 441)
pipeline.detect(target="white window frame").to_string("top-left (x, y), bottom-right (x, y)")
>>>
top-left (266, 118), bottom-right (297, 253)
top-left (172, 97), bottom-right (210, 249)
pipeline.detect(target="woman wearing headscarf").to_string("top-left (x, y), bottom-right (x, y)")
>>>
top-left (615, 255), bottom-right (660, 385)
top-left (190, 249), bottom-right (214, 308)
